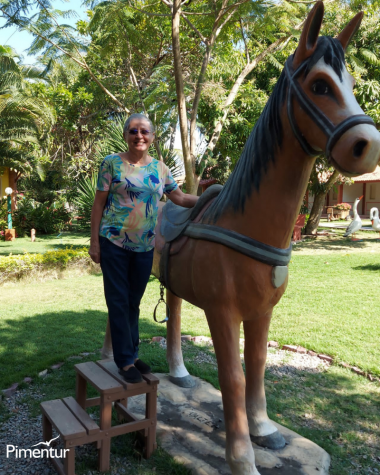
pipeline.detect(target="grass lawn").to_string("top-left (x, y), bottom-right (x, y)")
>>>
top-left (0, 231), bottom-right (89, 256)
top-left (1, 234), bottom-right (380, 474)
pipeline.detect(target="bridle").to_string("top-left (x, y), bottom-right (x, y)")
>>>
top-left (284, 57), bottom-right (376, 159)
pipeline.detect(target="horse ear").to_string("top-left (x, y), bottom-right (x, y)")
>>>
top-left (293, 1), bottom-right (324, 68)
top-left (336, 12), bottom-right (363, 51)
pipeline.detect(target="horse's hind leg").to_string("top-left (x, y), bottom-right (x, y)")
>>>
top-left (244, 316), bottom-right (286, 450)
top-left (166, 289), bottom-right (195, 388)
top-left (207, 308), bottom-right (260, 475)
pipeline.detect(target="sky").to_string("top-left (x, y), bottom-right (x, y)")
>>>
top-left (0, 0), bottom-right (88, 64)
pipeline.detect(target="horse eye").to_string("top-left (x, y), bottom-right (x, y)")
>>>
top-left (312, 79), bottom-right (330, 95)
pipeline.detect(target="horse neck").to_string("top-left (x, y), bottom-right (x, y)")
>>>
top-left (217, 115), bottom-right (316, 249)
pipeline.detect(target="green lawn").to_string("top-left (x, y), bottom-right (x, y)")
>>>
top-left (0, 231), bottom-right (89, 256)
top-left (1, 249), bottom-right (380, 386)
top-left (1, 243), bottom-right (380, 474)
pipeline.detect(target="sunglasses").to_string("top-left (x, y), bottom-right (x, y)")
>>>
top-left (128, 128), bottom-right (151, 135)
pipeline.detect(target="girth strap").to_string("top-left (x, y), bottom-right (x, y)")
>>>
top-left (284, 58), bottom-right (376, 158)
top-left (183, 223), bottom-right (292, 267)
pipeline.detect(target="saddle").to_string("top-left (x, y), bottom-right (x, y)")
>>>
top-left (156, 183), bottom-right (292, 294)
top-left (155, 185), bottom-right (222, 292)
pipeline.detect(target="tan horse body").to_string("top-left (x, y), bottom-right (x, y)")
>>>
top-left (105, 4), bottom-right (380, 474)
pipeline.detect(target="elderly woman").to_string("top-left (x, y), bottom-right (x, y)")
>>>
top-left (89, 113), bottom-right (198, 383)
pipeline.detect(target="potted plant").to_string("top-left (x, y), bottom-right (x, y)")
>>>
top-left (335, 202), bottom-right (351, 219)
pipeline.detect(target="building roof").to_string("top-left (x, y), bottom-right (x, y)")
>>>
top-left (353, 166), bottom-right (380, 183)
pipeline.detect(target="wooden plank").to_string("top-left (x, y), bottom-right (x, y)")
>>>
top-left (96, 360), bottom-right (147, 390)
top-left (108, 419), bottom-right (151, 437)
top-left (142, 373), bottom-right (159, 385)
top-left (98, 395), bottom-right (112, 471)
top-left (41, 400), bottom-right (86, 441)
top-left (85, 396), bottom-right (100, 408)
top-left (51, 458), bottom-right (66, 475)
top-left (114, 402), bottom-right (139, 422)
top-left (75, 362), bottom-right (122, 394)
top-left (62, 397), bottom-right (100, 436)
top-left (76, 373), bottom-right (87, 409)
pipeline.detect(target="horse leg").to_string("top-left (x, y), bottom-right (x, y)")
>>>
top-left (244, 317), bottom-right (286, 450)
top-left (166, 289), bottom-right (195, 388)
top-left (207, 309), bottom-right (260, 475)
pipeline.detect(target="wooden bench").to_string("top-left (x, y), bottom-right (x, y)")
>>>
top-left (41, 360), bottom-right (159, 475)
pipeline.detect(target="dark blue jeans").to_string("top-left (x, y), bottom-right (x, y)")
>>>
top-left (99, 236), bottom-right (154, 368)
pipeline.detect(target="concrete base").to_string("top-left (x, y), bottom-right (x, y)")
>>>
top-left (5, 229), bottom-right (15, 241)
top-left (127, 373), bottom-right (330, 475)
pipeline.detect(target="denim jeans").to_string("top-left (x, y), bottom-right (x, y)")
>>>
top-left (99, 236), bottom-right (154, 368)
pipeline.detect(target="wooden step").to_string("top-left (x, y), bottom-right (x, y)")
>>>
top-left (97, 359), bottom-right (147, 390)
top-left (62, 397), bottom-right (100, 436)
top-left (41, 399), bottom-right (86, 442)
top-left (75, 361), bottom-right (123, 394)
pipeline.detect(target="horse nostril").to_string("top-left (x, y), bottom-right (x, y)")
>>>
top-left (353, 140), bottom-right (368, 158)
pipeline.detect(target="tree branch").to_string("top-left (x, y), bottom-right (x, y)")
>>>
top-left (181, 12), bottom-right (207, 43)
top-left (240, 18), bottom-right (250, 64)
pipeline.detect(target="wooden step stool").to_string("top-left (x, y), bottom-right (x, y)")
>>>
top-left (40, 360), bottom-right (159, 475)
top-left (41, 396), bottom-right (101, 475)
top-left (75, 360), bottom-right (159, 471)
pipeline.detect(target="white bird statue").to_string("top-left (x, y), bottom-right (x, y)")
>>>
top-left (370, 207), bottom-right (380, 238)
top-left (344, 195), bottom-right (363, 241)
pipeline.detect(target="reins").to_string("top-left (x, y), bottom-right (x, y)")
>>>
top-left (284, 57), bottom-right (376, 158)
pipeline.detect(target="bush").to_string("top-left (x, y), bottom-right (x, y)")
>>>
top-left (13, 198), bottom-right (71, 236)
top-left (0, 247), bottom-right (91, 284)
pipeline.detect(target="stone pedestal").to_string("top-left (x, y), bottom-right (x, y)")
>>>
top-left (127, 374), bottom-right (330, 475)
top-left (31, 228), bottom-right (36, 242)
top-left (5, 229), bottom-right (16, 241)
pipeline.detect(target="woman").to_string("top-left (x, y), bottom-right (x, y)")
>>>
top-left (89, 113), bottom-right (198, 383)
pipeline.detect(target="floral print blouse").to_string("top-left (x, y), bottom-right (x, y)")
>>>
top-left (97, 155), bottom-right (178, 252)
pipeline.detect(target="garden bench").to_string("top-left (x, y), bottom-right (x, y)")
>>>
top-left (40, 360), bottom-right (159, 475)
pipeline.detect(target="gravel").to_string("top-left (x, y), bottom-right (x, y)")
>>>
top-left (0, 347), bottom-right (329, 475)
top-left (0, 387), bottom-right (132, 475)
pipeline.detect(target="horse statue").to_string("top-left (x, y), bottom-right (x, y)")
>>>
top-left (103, 3), bottom-right (380, 473)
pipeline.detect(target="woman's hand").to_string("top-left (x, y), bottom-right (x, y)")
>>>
top-left (89, 241), bottom-right (101, 264)
top-left (168, 188), bottom-right (199, 208)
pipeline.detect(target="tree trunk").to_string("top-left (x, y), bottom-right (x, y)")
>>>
top-left (172, 0), bottom-right (195, 194)
top-left (304, 170), bottom-right (339, 235)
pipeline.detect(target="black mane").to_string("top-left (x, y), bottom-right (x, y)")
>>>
top-left (204, 36), bottom-right (345, 223)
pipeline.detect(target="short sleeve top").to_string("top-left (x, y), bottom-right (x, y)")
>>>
top-left (97, 155), bottom-right (178, 252)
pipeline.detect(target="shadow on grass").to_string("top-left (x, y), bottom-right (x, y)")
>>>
top-left (352, 263), bottom-right (380, 271)
top-left (0, 309), bottom-right (167, 389)
top-left (294, 236), bottom-right (376, 253)
top-left (264, 364), bottom-right (380, 474)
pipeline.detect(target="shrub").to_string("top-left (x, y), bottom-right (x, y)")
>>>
top-left (0, 247), bottom-right (92, 284)
top-left (13, 198), bottom-right (71, 236)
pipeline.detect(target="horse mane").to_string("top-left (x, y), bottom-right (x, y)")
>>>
top-left (204, 36), bottom-right (345, 223)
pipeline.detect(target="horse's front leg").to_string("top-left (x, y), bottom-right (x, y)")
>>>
top-left (207, 308), bottom-right (260, 475)
top-left (244, 316), bottom-right (286, 450)
top-left (166, 289), bottom-right (195, 388)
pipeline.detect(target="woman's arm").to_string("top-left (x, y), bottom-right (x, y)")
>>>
top-left (89, 190), bottom-right (109, 264)
top-left (167, 188), bottom-right (199, 208)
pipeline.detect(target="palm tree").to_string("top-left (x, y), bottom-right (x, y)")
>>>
top-left (0, 45), bottom-right (54, 173)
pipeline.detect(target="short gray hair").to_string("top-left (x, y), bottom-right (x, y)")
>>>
top-left (123, 113), bottom-right (155, 136)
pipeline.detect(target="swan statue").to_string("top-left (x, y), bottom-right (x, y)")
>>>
top-left (344, 196), bottom-right (363, 240)
top-left (370, 207), bottom-right (380, 238)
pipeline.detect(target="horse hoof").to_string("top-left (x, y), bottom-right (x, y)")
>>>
top-left (250, 430), bottom-right (286, 450)
top-left (169, 375), bottom-right (196, 388)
